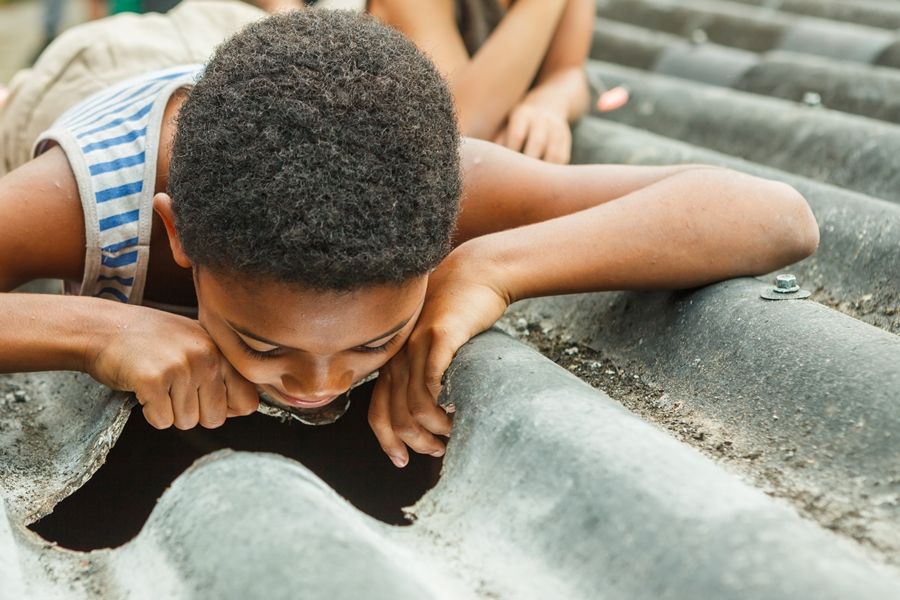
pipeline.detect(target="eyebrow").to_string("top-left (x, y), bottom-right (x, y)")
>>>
top-left (226, 316), bottom-right (413, 351)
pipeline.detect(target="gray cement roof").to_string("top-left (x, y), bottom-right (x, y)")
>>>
top-left (4, 1), bottom-right (900, 597)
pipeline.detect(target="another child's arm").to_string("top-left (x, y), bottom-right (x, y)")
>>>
top-left (370, 0), bottom-right (569, 140)
top-left (0, 150), bottom-right (258, 428)
top-left (369, 141), bottom-right (819, 465)
top-left (493, 0), bottom-right (594, 164)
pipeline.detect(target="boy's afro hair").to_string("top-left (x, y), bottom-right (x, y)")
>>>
top-left (168, 10), bottom-right (461, 290)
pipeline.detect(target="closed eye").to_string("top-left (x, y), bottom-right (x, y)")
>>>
top-left (236, 337), bottom-right (283, 360)
top-left (353, 335), bottom-right (400, 354)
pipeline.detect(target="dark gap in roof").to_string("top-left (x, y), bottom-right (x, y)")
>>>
top-left (28, 380), bottom-right (440, 551)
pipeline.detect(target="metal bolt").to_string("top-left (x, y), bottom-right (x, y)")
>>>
top-left (802, 91), bottom-right (822, 107)
top-left (690, 29), bottom-right (708, 45)
top-left (774, 274), bottom-right (800, 294)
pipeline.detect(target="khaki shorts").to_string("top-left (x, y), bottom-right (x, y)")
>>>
top-left (0, 0), bottom-right (264, 176)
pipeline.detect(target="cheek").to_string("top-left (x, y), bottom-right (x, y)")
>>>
top-left (215, 344), bottom-right (267, 382)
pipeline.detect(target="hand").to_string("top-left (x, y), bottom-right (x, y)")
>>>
top-left (494, 101), bottom-right (572, 164)
top-left (369, 244), bottom-right (511, 467)
top-left (84, 306), bottom-right (259, 430)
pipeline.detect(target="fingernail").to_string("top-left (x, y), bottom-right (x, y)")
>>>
top-left (392, 455), bottom-right (408, 468)
top-left (442, 403), bottom-right (456, 414)
top-left (430, 449), bottom-right (445, 458)
top-left (597, 87), bottom-right (630, 113)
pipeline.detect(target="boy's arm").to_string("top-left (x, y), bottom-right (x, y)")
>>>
top-left (458, 166), bottom-right (818, 300)
top-left (493, 0), bottom-right (593, 163)
top-left (370, 0), bottom-right (568, 139)
top-left (455, 138), bottom-right (719, 243)
top-left (0, 147), bottom-right (87, 290)
top-left (454, 139), bottom-right (818, 296)
top-left (370, 142), bottom-right (819, 465)
top-left (0, 150), bottom-right (258, 427)
top-left (0, 148), bottom-right (121, 372)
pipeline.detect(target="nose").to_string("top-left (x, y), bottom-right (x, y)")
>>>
top-left (281, 358), bottom-right (351, 401)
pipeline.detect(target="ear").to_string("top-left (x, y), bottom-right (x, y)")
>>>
top-left (153, 193), bottom-right (192, 268)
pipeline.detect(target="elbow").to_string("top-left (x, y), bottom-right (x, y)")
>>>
top-left (693, 168), bottom-right (819, 274)
top-left (780, 182), bottom-right (819, 262)
top-left (763, 180), bottom-right (820, 267)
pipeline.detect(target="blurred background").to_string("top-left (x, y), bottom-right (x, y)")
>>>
top-left (0, 0), bottom-right (91, 83)
top-left (0, 0), bottom-right (315, 84)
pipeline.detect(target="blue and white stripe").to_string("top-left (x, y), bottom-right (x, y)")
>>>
top-left (34, 65), bottom-right (202, 304)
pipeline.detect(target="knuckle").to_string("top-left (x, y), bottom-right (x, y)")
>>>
top-left (413, 439), bottom-right (442, 455)
top-left (409, 404), bottom-right (432, 420)
top-left (427, 323), bottom-right (450, 338)
top-left (135, 371), bottom-right (164, 391)
top-left (143, 407), bottom-right (172, 430)
top-left (173, 412), bottom-right (198, 430)
top-left (238, 400), bottom-right (258, 416)
top-left (192, 349), bottom-right (219, 374)
top-left (425, 365), bottom-right (445, 381)
top-left (201, 415), bottom-right (227, 429)
top-left (396, 423), bottom-right (420, 440)
top-left (367, 409), bottom-right (390, 431)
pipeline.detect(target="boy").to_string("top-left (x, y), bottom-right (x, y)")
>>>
top-left (0, 8), bottom-right (818, 469)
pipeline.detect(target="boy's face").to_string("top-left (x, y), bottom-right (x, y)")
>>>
top-left (194, 269), bottom-right (428, 412)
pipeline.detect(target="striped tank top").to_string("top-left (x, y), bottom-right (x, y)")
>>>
top-left (33, 65), bottom-right (203, 306)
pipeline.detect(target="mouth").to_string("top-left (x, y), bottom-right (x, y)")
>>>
top-left (273, 390), bottom-right (342, 409)
top-left (255, 372), bottom-right (380, 426)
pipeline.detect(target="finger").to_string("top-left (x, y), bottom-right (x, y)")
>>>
top-left (388, 359), bottom-right (446, 458)
top-left (407, 338), bottom-right (453, 436)
top-left (407, 376), bottom-right (453, 435)
top-left (492, 127), bottom-right (507, 146)
top-left (522, 119), bottom-right (550, 160)
top-left (224, 368), bottom-right (259, 418)
top-left (170, 379), bottom-right (200, 430)
top-left (504, 111), bottom-right (529, 153)
top-left (422, 332), bottom-right (467, 400)
top-left (368, 373), bottom-right (409, 468)
top-left (136, 385), bottom-right (175, 430)
top-left (142, 403), bottom-right (174, 430)
top-left (198, 377), bottom-right (228, 428)
top-left (544, 125), bottom-right (572, 165)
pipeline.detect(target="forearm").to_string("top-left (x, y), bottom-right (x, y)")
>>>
top-left (462, 168), bottom-right (819, 303)
top-left (456, 139), bottom-right (712, 244)
top-left (0, 293), bottom-right (129, 373)
top-left (524, 67), bottom-right (590, 123)
top-left (452, 0), bottom-right (567, 138)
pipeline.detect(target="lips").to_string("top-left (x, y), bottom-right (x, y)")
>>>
top-left (274, 391), bottom-right (341, 409)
